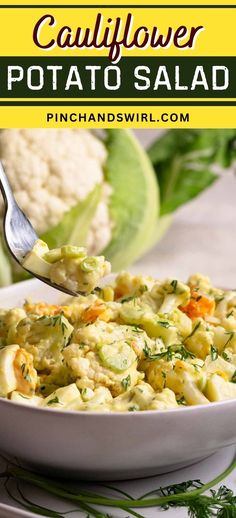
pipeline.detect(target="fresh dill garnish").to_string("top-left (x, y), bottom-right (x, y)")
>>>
top-left (170, 279), bottom-right (178, 292)
top-left (226, 309), bottom-right (234, 318)
top-left (184, 321), bottom-right (201, 341)
top-left (176, 395), bottom-right (187, 406)
top-left (215, 296), bottom-right (225, 305)
top-left (46, 396), bottom-right (60, 406)
top-left (222, 351), bottom-right (230, 362)
top-left (224, 331), bottom-right (235, 347)
top-left (121, 374), bottom-right (131, 391)
top-left (128, 406), bottom-right (137, 412)
top-left (210, 345), bottom-right (218, 361)
top-left (51, 314), bottom-right (67, 334)
top-left (231, 370), bottom-right (236, 383)
top-left (132, 325), bottom-right (143, 333)
top-left (24, 371), bottom-right (31, 383)
top-left (20, 363), bottom-right (31, 383)
top-left (156, 320), bottom-right (173, 329)
top-left (1, 454), bottom-right (236, 518)
top-left (121, 296), bottom-right (136, 303)
top-left (140, 284), bottom-right (148, 294)
top-left (18, 393), bottom-right (30, 399)
top-left (79, 342), bottom-right (87, 349)
top-left (144, 344), bottom-right (196, 362)
top-left (143, 340), bottom-right (150, 358)
top-left (20, 363), bottom-right (26, 375)
top-left (92, 286), bottom-right (102, 294)
top-left (35, 314), bottom-right (72, 347)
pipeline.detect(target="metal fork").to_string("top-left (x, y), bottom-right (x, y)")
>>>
top-left (0, 161), bottom-right (77, 296)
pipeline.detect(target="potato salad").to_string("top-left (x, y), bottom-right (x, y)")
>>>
top-left (22, 240), bottom-right (111, 294)
top-left (0, 272), bottom-right (236, 412)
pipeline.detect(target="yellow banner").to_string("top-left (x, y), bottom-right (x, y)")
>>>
top-left (0, 105), bottom-right (235, 128)
top-left (0, 5), bottom-right (234, 58)
top-left (0, 2), bottom-right (235, 127)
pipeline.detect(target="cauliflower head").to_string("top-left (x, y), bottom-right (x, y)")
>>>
top-left (0, 128), bottom-right (111, 254)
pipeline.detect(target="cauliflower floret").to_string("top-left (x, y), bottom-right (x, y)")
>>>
top-left (72, 320), bottom-right (155, 361)
top-left (13, 314), bottom-right (73, 370)
top-left (64, 320), bottom-right (154, 396)
top-left (113, 271), bottom-right (155, 300)
top-left (0, 128), bottom-right (112, 254)
top-left (150, 279), bottom-right (190, 314)
top-left (37, 362), bottom-right (76, 396)
top-left (50, 255), bottom-right (111, 294)
top-left (4, 308), bottom-right (26, 328)
top-left (141, 358), bottom-right (174, 391)
top-left (0, 308), bottom-right (26, 347)
top-left (187, 273), bottom-right (223, 300)
top-left (188, 273), bottom-right (212, 293)
top-left (63, 342), bottom-right (142, 397)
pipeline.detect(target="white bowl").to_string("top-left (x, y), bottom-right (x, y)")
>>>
top-left (0, 279), bottom-right (236, 481)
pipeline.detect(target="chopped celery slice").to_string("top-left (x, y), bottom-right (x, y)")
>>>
top-left (44, 248), bottom-right (63, 263)
top-left (80, 257), bottom-right (100, 272)
top-left (98, 341), bottom-right (137, 372)
top-left (61, 245), bottom-right (87, 259)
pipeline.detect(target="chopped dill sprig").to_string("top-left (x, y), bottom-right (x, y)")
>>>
top-left (1, 453), bottom-right (235, 518)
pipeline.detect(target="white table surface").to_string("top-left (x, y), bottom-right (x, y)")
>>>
top-left (131, 130), bottom-right (236, 289)
top-left (0, 446), bottom-right (236, 518)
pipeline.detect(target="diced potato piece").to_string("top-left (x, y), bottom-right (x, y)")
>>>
top-left (203, 355), bottom-right (235, 381)
top-left (205, 374), bottom-right (236, 402)
top-left (82, 387), bottom-right (113, 412)
top-left (182, 379), bottom-right (209, 406)
top-left (149, 388), bottom-right (179, 410)
top-left (43, 383), bottom-right (81, 408)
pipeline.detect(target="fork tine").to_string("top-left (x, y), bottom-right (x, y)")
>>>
top-left (0, 162), bottom-right (78, 297)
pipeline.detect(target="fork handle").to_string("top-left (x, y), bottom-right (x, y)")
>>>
top-left (0, 161), bottom-right (15, 208)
